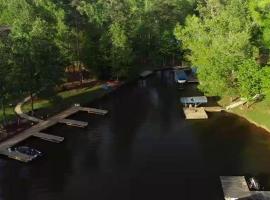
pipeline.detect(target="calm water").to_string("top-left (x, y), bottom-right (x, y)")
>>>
top-left (1, 70), bottom-right (270, 200)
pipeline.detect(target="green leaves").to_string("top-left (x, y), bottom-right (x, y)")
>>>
top-left (237, 60), bottom-right (262, 99)
top-left (175, 0), bottom-right (263, 98)
top-left (249, 0), bottom-right (270, 48)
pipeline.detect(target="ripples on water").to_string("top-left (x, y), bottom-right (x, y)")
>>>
top-left (0, 70), bottom-right (270, 200)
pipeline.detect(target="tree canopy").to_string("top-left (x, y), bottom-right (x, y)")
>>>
top-left (0, 0), bottom-right (270, 125)
top-left (175, 0), bottom-right (270, 99)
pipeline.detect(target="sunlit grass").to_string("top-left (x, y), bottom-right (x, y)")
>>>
top-left (219, 95), bottom-right (270, 131)
top-left (22, 85), bottom-right (106, 117)
top-left (0, 84), bottom-right (107, 123)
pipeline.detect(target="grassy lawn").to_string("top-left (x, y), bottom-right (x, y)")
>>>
top-left (219, 96), bottom-right (270, 131)
top-left (0, 84), bottom-right (107, 123)
top-left (0, 107), bottom-right (17, 123)
top-left (21, 85), bottom-right (107, 118)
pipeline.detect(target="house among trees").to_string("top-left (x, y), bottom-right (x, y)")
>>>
top-left (65, 61), bottom-right (91, 82)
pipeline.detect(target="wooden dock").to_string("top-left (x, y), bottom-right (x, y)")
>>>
top-left (220, 176), bottom-right (270, 200)
top-left (33, 132), bottom-right (64, 143)
top-left (140, 70), bottom-right (154, 78)
top-left (187, 77), bottom-right (199, 83)
top-left (203, 106), bottom-right (224, 112)
top-left (59, 118), bottom-right (88, 128)
top-left (78, 107), bottom-right (108, 115)
top-left (183, 107), bottom-right (208, 119)
top-left (0, 106), bottom-right (108, 162)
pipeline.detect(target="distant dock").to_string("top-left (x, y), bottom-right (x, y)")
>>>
top-left (140, 70), bottom-right (154, 78)
top-left (183, 107), bottom-right (208, 119)
top-left (220, 176), bottom-right (270, 200)
top-left (0, 106), bottom-right (108, 162)
top-left (181, 96), bottom-right (209, 119)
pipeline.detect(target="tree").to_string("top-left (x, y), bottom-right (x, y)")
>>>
top-left (0, 0), bottom-right (64, 115)
top-left (175, 0), bottom-right (255, 97)
top-left (0, 35), bottom-right (13, 125)
top-left (237, 60), bottom-right (262, 99)
top-left (249, 0), bottom-right (270, 49)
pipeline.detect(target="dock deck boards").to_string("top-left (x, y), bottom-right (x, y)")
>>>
top-left (33, 132), bottom-right (64, 143)
top-left (203, 106), bottom-right (224, 112)
top-left (220, 176), bottom-right (270, 200)
top-left (59, 118), bottom-right (88, 128)
top-left (183, 107), bottom-right (208, 119)
top-left (78, 107), bottom-right (108, 115)
top-left (140, 70), bottom-right (153, 78)
top-left (0, 106), bottom-right (108, 162)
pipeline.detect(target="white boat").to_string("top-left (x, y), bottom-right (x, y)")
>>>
top-left (178, 80), bottom-right (187, 84)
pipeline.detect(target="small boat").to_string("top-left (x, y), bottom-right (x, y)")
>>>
top-left (14, 146), bottom-right (42, 158)
top-left (178, 80), bottom-right (187, 84)
top-left (248, 177), bottom-right (260, 191)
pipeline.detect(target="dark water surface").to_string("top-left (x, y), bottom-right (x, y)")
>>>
top-left (1, 71), bottom-right (270, 200)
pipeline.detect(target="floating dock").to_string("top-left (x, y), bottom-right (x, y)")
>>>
top-left (0, 106), bottom-right (108, 162)
top-left (203, 106), bottom-right (224, 112)
top-left (78, 107), bottom-right (108, 115)
top-left (183, 107), bottom-right (208, 119)
top-left (140, 70), bottom-right (154, 78)
top-left (220, 176), bottom-right (270, 200)
top-left (187, 77), bottom-right (199, 83)
top-left (33, 132), bottom-right (64, 143)
top-left (59, 119), bottom-right (88, 128)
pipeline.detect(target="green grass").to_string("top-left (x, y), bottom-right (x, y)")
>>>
top-left (0, 107), bottom-right (17, 123)
top-left (0, 84), bottom-right (107, 123)
top-left (219, 96), bottom-right (270, 131)
top-left (21, 85), bottom-right (107, 118)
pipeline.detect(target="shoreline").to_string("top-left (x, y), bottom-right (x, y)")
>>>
top-left (0, 80), bottom-right (124, 143)
top-left (217, 95), bottom-right (270, 134)
top-left (226, 109), bottom-right (270, 134)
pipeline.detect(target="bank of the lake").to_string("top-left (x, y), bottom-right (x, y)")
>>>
top-left (219, 96), bottom-right (270, 133)
top-left (22, 84), bottom-right (109, 120)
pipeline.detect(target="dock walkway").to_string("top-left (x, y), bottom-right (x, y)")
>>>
top-left (33, 132), bottom-right (64, 143)
top-left (59, 118), bottom-right (88, 128)
top-left (220, 176), bottom-right (270, 200)
top-left (140, 70), bottom-right (154, 78)
top-left (14, 95), bottom-right (44, 123)
top-left (0, 106), bottom-right (108, 162)
top-left (78, 107), bottom-right (108, 115)
top-left (203, 106), bottom-right (224, 112)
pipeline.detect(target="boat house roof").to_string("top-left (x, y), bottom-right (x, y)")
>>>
top-left (180, 96), bottom-right (208, 105)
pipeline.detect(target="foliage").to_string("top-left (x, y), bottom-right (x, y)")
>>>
top-left (175, 0), bottom-right (265, 98)
top-left (237, 60), bottom-right (262, 99)
top-left (249, 0), bottom-right (270, 48)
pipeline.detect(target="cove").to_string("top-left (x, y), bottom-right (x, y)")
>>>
top-left (0, 70), bottom-right (270, 200)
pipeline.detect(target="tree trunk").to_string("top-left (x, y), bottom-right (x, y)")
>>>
top-left (30, 92), bottom-right (34, 116)
top-left (79, 62), bottom-right (83, 86)
top-left (172, 54), bottom-right (175, 66)
top-left (1, 98), bottom-right (7, 126)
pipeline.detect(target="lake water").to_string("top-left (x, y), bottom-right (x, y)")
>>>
top-left (0, 70), bottom-right (270, 200)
